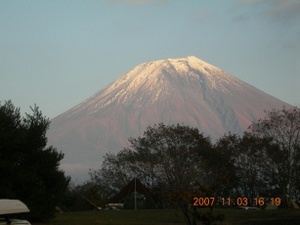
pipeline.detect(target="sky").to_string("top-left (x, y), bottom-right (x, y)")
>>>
top-left (1, 0), bottom-right (299, 119)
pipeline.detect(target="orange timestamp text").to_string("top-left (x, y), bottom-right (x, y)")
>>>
top-left (192, 196), bottom-right (281, 207)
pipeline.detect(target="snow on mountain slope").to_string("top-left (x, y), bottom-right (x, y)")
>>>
top-left (47, 56), bottom-right (289, 180)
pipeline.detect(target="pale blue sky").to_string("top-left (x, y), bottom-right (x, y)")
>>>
top-left (1, 0), bottom-right (299, 119)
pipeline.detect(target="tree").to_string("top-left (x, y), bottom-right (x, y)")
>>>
top-left (92, 123), bottom-right (212, 197)
top-left (248, 107), bottom-right (300, 204)
top-left (0, 101), bottom-right (70, 221)
top-left (212, 133), bottom-right (241, 198)
top-left (91, 123), bottom-right (234, 225)
top-left (128, 123), bottom-right (211, 193)
top-left (90, 151), bottom-right (136, 199)
top-left (234, 133), bottom-right (278, 204)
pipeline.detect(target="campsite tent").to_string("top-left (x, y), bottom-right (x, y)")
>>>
top-left (290, 199), bottom-right (299, 209)
top-left (265, 198), bottom-right (300, 210)
top-left (109, 178), bottom-right (158, 209)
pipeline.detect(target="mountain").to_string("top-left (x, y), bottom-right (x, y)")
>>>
top-left (47, 56), bottom-right (289, 180)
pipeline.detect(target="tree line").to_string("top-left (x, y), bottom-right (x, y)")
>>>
top-left (1, 100), bottom-right (299, 222)
top-left (72, 106), bottom-right (300, 213)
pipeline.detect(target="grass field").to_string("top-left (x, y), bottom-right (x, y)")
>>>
top-left (45, 208), bottom-right (300, 225)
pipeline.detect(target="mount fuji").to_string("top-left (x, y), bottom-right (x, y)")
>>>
top-left (47, 56), bottom-right (289, 180)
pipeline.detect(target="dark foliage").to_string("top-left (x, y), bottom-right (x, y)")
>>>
top-left (248, 106), bottom-right (300, 205)
top-left (73, 107), bottom-right (299, 223)
top-left (90, 123), bottom-right (237, 225)
top-left (0, 100), bottom-right (70, 221)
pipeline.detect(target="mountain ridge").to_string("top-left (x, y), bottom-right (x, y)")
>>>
top-left (53, 56), bottom-right (244, 119)
top-left (47, 56), bottom-right (289, 180)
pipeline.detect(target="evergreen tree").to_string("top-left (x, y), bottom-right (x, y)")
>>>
top-left (0, 100), bottom-right (70, 221)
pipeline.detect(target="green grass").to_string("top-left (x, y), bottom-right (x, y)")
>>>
top-left (211, 208), bottom-right (300, 225)
top-left (50, 209), bottom-right (185, 225)
top-left (42, 208), bottom-right (300, 225)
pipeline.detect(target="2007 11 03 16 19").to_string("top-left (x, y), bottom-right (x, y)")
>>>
top-left (192, 197), bottom-right (281, 207)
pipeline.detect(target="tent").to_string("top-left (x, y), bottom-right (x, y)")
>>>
top-left (109, 178), bottom-right (158, 209)
top-left (265, 198), bottom-right (300, 210)
top-left (265, 202), bottom-right (278, 210)
top-left (0, 199), bottom-right (30, 215)
top-left (290, 199), bottom-right (299, 209)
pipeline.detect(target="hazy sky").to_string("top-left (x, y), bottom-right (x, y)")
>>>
top-left (1, 0), bottom-right (299, 119)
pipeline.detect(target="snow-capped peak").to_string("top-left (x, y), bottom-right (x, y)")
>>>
top-left (47, 55), bottom-right (290, 181)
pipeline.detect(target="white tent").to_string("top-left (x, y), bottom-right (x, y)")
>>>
top-left (0, 199), bottom-right (30, 215)
top-left (290, 199), bottom-right (300, 209)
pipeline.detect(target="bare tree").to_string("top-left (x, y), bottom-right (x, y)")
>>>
top-left (249, 107), bottom-right (300, 204)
